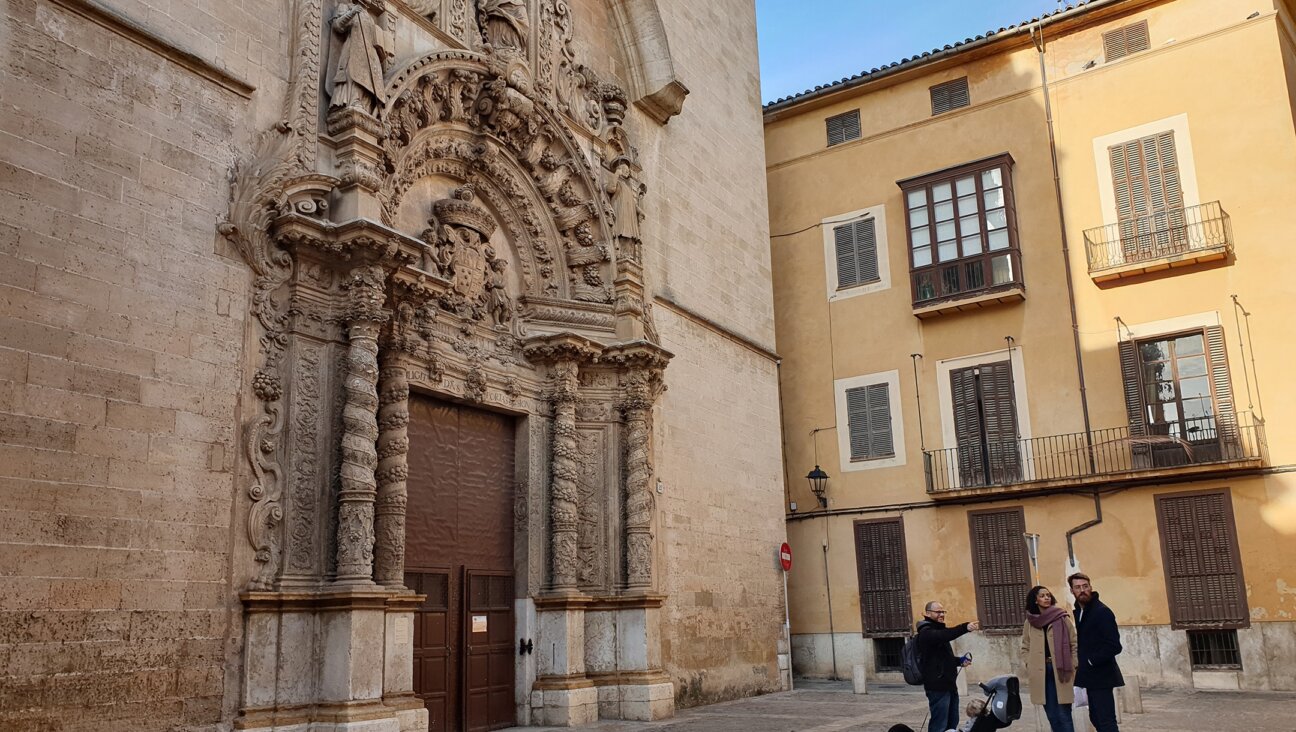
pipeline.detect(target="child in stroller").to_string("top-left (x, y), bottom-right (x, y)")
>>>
top-left (888, 674), bottom-right (1023, 732)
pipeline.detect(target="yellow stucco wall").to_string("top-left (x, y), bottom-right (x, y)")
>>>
top-left (767, 0), bottom-right (1296, 652)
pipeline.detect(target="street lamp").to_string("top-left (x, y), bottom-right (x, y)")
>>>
top-left (806, 465), bottom-right (829, 508)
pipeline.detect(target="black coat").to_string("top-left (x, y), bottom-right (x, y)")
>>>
top-left (916, 619), bottom-right (970, 692)
top-left (1073, 592), bottom-right (1124, 689)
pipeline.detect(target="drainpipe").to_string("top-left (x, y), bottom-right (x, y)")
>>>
top-left (1032, 22), bottom-right (1096, 472)
top-left (1066, 491), bottom-right (1104, 567)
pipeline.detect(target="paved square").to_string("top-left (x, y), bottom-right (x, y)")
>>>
top-left (511, 680), bottom-right (1296, 731)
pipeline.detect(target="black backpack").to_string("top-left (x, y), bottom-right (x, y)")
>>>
top-left (901, 626), bottom-right (924, 685)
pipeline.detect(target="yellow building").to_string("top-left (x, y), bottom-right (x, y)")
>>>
top-left (764, 0), bottom-right (1296, 692)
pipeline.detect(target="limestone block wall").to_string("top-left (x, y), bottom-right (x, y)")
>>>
top-left (0, 0), bottom-right (279, 727)
top-left (624, 0), bottom-right (787, 708)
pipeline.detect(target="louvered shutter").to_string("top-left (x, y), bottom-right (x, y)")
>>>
top-left (846, 383), bottom-right (894, 460)
top-left (930, 77), bottom-right (970, 115)
top-left (1111, 132), bottom-right (1183, 258)
top-left (1118, 340), bottom-right (1149, 468)
top-left (950, 366), bottom-right (985, 486)
top-left (866, 382), bottom-right (893, 457)
top-left (1156, 491), bottom-right (1248, 628)
top-left (826, 110), bottom-right (861, 147)
top-left (834, 224), bottom-right (858, 288)
top-left (834, 218), bottom-right (880, 289)
top-left (854, 519), bottom-right (913, 635)
top-left (1204, 326), bottom-right (1239, 455)
top-left (969, 509), bottom-right (1030, 630)
top-left (1104, 20), bottom-right (1150, 62)
top-left (978, 362), bottom-right (1021, 483)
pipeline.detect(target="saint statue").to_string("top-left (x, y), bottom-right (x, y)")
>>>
top-left (329, 1), bottom-right (394, 118)
top-left (477, 0), bottom-right (529, 54)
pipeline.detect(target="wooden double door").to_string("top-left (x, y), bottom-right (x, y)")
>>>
top-left (405, 394), bottom-right (516, 732)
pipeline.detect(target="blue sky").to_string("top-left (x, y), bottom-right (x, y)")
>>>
top-left (757, 0), bottom-right (1065, 103)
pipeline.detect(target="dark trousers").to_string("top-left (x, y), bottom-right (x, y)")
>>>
top-left (1042, 665), bottom-right (1074, 732)
top-left (1087, 686), bottom-right (1120, 732)
top-left (925, 688), bottom-right (959, 732)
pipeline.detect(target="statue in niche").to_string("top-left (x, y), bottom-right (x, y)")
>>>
top-left (604, 156), bottom-right (645, 263)
top-left (329, 0), bottom-right (394, 118)
top-left (564, 222), bottom-right (610, 303)
top-left (419, 186), bottom-right (515, 326)
top-left (486, 257), bottom-right (514, 329)
top-left (477, 0), bottom-right (529, 55)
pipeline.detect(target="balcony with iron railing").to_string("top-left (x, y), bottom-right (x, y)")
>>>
top-left (1083, 201), bottom-right (1231, 282)
top-left (923, 412), bottom-right (1265, 495)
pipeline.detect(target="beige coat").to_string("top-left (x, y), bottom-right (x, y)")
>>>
top-left (1020, 615), bottom-right (1078, 705)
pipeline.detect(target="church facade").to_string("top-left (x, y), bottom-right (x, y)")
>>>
top-left (0, 1), bottom-right (786, 730)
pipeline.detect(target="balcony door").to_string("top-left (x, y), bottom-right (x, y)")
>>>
top-left (1110, 131), bottom-right (1186, 260)
top-left (950, 362), bottom-right (1020, 487)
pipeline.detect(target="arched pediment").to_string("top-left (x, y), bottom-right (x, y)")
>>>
top-left (379, 52), bottom-right (619, 312)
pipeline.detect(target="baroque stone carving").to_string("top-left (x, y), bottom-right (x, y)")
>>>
top-left (374, 363), bottom-right (410, 586)
top-left (548, 359), bottom-right (581, 590)
top-left (576, 428), bottom-right (604, 588)
top-left (564, 222), bottom-right (611, 302)
top-left (620, 367), bottom-right (663, 589)
top-left (328, 0), bottom-right (395, 120)
top-left (604, 154), bottom-right (645, 264)
top-left (335, 264), bottom-right (389, 583)
top-left (287, 345), bottom-right (323, 573)
top-left (477, 0), bottom-right (529, 57)
top-left (419, 185), bottom-right (516, 327)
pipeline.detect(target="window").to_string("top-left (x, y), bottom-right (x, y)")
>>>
top-left (930, 77), bottom-right (970, 115)
top-left (1103, 20), bottom-right (1150, 62)
top-left (950, 362), bottom-right (1020, 487)
top-left (846, 383), bottom-right (894, 461)
top-left (874, 637), bottom-right (905, 673)
top-left (1110, 131), bottom-right (1186, 260)
top-left (1155, 489), bottom-right (1248, 630)
top-left (899, 154), bottom-right (1022, 307)
top-left (835, 370), bottom-right (906, 472)
top-left (1188, 629), bottom-right (1242, 669)
top-left (833, 218), bottom-right (880, 289)
top-left (968, 508), bottom-right (1030, 631)
top-left (826, 109), bottom-right (861, 146)
top-left (1119, 326), bottom-right (1237, 467)
top-left (853, 518), bottom-right (912, 636)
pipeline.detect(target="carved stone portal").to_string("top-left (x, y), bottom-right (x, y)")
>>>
top-left (223, 2), bottom-right (678, 728)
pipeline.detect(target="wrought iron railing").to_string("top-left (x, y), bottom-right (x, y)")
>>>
top-left (923, 412), bottom-right (1265, 493)
top-left (1083, 201), bottom-right (1231, 273)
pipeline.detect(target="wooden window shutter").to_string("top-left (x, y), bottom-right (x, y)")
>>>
top-left (846, 383), bottom-right (894, 460)
top-left (950, 366), bottom-right (984, 485)
top-left (854, 518), bottom-right (913, 635)
top-left (1204, 326), bottom-right (1239, 448)
top-left (979, 362), bottom-right (1021, 483)
top-left (968, 509), bottom-right (1030, 630)
top-left (1156, 490), bottom-right (1248, 628)
top-left (826, 110), bottom-right (861, 147)
top-left (1103, 20), bottom-right (1150, 62)
top-left (834, 218), bottom-right (879, 289)
top-left (930, 77), bottom-right (970, 116)
top-left (1118, 340), bottom-right (1147, 436)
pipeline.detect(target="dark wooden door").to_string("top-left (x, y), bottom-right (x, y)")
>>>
top-left (406, 395), bottom-right (516, 732)
top-left (950, 362), bottom-right (1020, 486)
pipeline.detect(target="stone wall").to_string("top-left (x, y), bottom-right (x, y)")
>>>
top-left (0, 0), bottom-right (283, 727)
top-left (628, 0), bottom-right (788, 707)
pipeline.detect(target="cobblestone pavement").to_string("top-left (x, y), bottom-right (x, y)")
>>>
top-left (509, 680), bottom-right (1296, 732)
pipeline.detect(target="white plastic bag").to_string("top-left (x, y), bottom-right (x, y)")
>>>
top-left (1073, 686), bottom-right (1089, 708)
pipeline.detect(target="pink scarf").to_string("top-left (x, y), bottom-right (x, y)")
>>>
top-left (1027, 605), bottom-right (1073, 675)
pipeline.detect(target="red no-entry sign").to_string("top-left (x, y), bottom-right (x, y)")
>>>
top-left (779, 542), bottom-right (792, 571)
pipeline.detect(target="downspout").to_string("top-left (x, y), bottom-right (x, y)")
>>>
top-left (1032, 22), bottom-right (1096, 472)
top-left (1066, 491), bottom-right (1104, 567)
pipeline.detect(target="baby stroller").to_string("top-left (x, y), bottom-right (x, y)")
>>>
top-left (889, 674), bottom-right (1022, 732)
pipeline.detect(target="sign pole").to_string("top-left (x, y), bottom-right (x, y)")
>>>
top-left (779, 541), bottom-right (793, 691)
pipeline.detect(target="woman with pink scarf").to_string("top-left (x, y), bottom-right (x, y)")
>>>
top-left (1020, 586), bottom-right (1078, 732)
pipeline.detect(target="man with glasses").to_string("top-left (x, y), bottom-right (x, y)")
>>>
top-left (916, 601), bottom-right (981, 732)
top-left (1069, 573), bottom-right (1124, 732)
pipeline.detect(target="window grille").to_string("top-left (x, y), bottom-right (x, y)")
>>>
top-left (874, 637), bottom-right (905, 672)
top-left (1188, 629), bottom-right (1242, 669)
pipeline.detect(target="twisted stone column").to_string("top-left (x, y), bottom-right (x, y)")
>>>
top-left (621, 369), bottom-right (660, 590)
top-left (374, 362), bottom-right (410, 587)
top-left (549, 360), bottom-right (581, 592)
top-left (335, 265), bottom-right (388, 584)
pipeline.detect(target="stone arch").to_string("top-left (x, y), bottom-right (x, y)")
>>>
top-left (379, 51), bottom-right (619, 307)
top-left (606, 0), bottom-right (689, 123)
